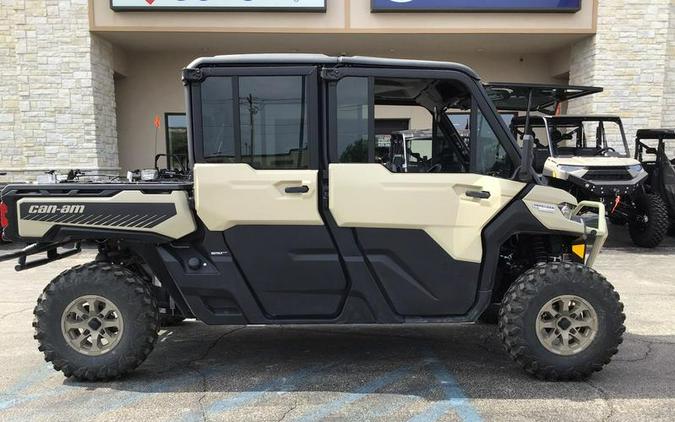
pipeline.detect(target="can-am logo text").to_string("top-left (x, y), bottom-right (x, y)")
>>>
top-left (28, 205), bottom-right (85, 214)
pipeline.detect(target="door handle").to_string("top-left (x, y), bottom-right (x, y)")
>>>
top-left (284, 185), bottom-right (310, 194)
top-left (466, 190), bottom-right (491, 199)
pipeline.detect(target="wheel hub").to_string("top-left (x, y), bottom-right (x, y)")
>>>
top-left (61, 295), bottom-right (124, 356)
top-left (535, 295), bottom-right (598, 356)
top-left (87, 318), bottom-right (102, 331)
top-left (557, 317), bottom-right (572, 330)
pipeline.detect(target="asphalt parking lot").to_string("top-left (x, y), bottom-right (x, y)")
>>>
top-left (0, 226), bottom-right (674, 422)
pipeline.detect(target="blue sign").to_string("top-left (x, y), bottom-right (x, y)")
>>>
top-left (371, 0), bottom-right (581, 13)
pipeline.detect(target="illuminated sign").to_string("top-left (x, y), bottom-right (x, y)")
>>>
top-left (371, 0), bottom-right (582, 13)
top-left (110, 0), bottom-right (326, 12)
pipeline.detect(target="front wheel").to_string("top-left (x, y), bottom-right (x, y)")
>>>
top-left (33, 262), bottom-right (159, 381)
top-left (628, 193), bottom-right (669, 248)
top-left (499, 263), bottom-right (625, 381)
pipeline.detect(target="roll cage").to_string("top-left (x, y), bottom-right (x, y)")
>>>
top-left (509, 115), bottom-right (630, 158)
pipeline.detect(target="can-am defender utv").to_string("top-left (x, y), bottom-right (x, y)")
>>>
top-left (635, 129), bottom-right (675, 228)
top-left (488, 83), bottom-right (669, 248)
top-left (0, 55), bottom-right (624, 381)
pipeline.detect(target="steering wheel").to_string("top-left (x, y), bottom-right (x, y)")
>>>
top-left (427, 163), bottom-right (442, 173)
top-left (595, 147), bottom-right (616, 156)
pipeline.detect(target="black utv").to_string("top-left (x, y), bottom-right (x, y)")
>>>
top-left (635, 129), bottom-right (675, 228)
top-left (0, 55), bottom-right (624, 382)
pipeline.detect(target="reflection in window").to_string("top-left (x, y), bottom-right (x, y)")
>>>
top-left (239, 76), bottom-right (308, 169)
top-left (201, 77), bottom-right (235, 162)
top-left (337, 77), bottom-right (369, 163)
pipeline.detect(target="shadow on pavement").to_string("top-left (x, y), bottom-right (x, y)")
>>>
top-left (58, 322), bottom-right (674, 402)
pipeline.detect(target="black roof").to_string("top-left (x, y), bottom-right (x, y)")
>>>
top-left (485, 83), bottom-right (603, 114)
top-left (636, 129), bottom-right (675, 140)
top-left (511, 115), bottom-right (623, 126)
top-left (186, 54), bottom-right (480, 79)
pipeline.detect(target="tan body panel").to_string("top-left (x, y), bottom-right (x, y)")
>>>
top-left (18, 190), bottom-right (196, 240)
top-left (194, 163), bottom-right (322, 231)
top-left (328, 164), bottom-right (526, 263)
top-left (523, 185), bottom-right (608, 266)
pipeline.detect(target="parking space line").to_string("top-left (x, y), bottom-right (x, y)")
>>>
top-left (0, 363), bottom-right (54, 411)
top-left (407, 359), bottom-right (482, 422)
top-left (207, 363), bottom-right (331, 415)
top-left (294, 365), bottom-right (411, 422)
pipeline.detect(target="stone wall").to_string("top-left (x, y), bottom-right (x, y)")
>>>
top-left (663, 0), bottom-right (675, 128)
top-left (0, 0), bottom-right (118, 183)
top-left (569, 0), bottom-right (674, 152)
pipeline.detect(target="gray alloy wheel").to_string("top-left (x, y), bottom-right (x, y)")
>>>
top-left (535, 295), bottom-right (598, 356)
top-left (61, 295), bottom-right (124, 356)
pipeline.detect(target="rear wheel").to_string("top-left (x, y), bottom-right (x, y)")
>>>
top-left (499, 262), bottom-right (625, 381)
top-left (33, 262), bottom-right (159, 381)
top-left (628, 193), bottom-right (669, 248)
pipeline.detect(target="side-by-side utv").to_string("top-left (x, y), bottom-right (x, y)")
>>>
top-left (487, 83), bottom-right (669, 248)
top-left (0, 55), bottom-right (624, 382)
top-left (635, 129), bottom-right (675, 228)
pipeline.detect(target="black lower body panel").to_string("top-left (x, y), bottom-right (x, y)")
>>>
top-left (354, 228), bottom-right (480, 316)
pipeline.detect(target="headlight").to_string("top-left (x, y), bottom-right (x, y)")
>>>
top-left (628, 164), bottom-right (643, 173)
top-left (558, 165), bottom-right (587, 173)
top-left (558, 202), bottom-right (576, 219)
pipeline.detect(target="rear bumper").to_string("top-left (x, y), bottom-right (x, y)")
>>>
top-left (0, 241), bottom-right (81, 271)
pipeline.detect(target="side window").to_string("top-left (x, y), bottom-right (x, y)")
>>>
top-left (239, 76), bottom-right (309, 169)
top-left (331, 74), bottom-right (516, 178)
top-left (165, 113), bottom-right (188, 169)
top-left (336, 77), bottom-right (369, 163)
top-left (201, 77), bottom-right (235, 162)
top-left (199, 74), bottom-right (310, 169)
top-left (474, 107), bottom-right (515, 178)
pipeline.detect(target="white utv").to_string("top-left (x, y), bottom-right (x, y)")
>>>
top-left (0, 55), bottom-right (624, 382)
top-left (487, 83), bottom-right (670, 248)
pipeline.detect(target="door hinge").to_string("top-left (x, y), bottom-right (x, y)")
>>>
top-left (320, 68), bottom-right (342, 81)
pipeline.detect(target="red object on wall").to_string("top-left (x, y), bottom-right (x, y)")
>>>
top-left (154, 115), bottom-right (161, 128)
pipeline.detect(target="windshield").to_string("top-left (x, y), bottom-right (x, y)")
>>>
top-left (511, 118), bottom-right (628, 158)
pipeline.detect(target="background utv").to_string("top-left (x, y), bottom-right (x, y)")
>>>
top-left (0, 55), bottom-right (624, 382)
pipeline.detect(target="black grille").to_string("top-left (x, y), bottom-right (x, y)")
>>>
top-left (582, 167), bottom-right (632, 181)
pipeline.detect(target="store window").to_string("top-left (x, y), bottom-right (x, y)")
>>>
top-left (239, 76), bottom-right (309, 169)
top-left (165, 113), bottom-right (188, 169)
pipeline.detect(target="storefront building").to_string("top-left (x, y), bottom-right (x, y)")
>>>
top-left (1, 0), bottom-right (674, 181)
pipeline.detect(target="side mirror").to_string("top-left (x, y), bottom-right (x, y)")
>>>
top-left (519, 134), bottom-right (535, 182)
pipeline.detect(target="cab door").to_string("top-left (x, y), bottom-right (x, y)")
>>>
top-left (192, 66), bottom-right (348, 318)
top-left (326, 69), bottom-right (526, 317)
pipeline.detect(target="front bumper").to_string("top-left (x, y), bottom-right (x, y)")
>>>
top-left (571, 201), bottom-right (608, 266)
top-left (568, 172), bottom-right (647, 198)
